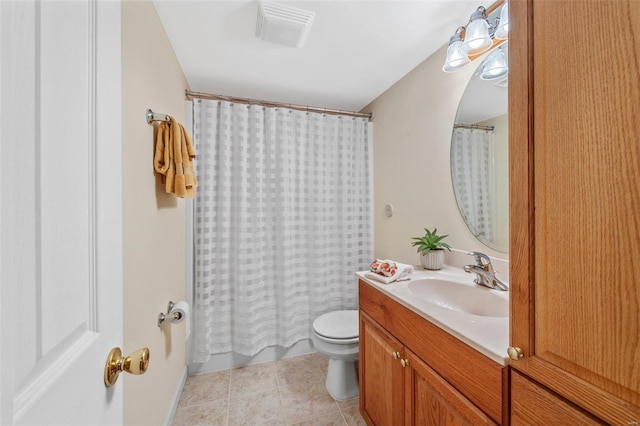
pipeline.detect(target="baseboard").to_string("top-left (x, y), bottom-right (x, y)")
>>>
top-left (163, 366), bottom-right (187, 426)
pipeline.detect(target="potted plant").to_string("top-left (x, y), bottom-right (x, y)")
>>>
top-left (411, 228), bottom-right (452, 270)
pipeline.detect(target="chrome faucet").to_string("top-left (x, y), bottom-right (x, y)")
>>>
top-left (463, 252), bottom-right (509, 291)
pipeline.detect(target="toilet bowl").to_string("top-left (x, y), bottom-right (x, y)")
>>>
top-left (311, 310), bottom-right (359, 401)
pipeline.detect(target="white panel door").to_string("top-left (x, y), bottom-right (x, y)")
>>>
top-left (0, 1), bottom-right (123, 424)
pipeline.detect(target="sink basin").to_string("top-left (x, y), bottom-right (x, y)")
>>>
top-left (407, 278), bottom-right (508, 318)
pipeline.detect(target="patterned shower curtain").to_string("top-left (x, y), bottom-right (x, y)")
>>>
top-left (450, 127), bottom-right (496, 245)
top-left (191, 99), bottom-right (373, 362)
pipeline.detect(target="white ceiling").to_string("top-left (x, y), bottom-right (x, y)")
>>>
top-left (153, 0), bottom-right (482, 112)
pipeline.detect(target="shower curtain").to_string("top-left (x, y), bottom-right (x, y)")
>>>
top-left (191, 99), bottom-right (373, 362)
top-left (451, 127), bottom-right (496, 244)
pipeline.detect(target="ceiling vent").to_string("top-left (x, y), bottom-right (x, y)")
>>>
top-left (256, 2), bottom-right (315, 48)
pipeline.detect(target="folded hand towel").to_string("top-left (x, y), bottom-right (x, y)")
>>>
top-left (153, 117), bottom-right (198, 198)
top-left (365, 259), bottom-right (414, 284)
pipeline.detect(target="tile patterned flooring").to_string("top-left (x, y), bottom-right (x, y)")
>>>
top-left (172, 353), bottom-right (366, 426)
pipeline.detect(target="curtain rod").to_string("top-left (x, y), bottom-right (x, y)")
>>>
top-left (454, 124), bottom-right (495, 131)
top-left (185, 90), bottom-right (373, 120)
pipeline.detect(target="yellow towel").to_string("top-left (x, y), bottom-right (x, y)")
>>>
top-left (153, 117), bottom-right (197, 198)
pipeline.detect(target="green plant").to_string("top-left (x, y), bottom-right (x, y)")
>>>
top-left (411, 228), bottom-right (452, 254)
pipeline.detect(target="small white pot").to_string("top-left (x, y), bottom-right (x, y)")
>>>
top-left (420, 249), bottom-right (445, 270)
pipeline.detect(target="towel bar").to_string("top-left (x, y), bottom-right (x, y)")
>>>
top-left (146, 108), bottom-right (170, 124)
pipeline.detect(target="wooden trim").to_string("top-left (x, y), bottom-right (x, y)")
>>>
top-left (359, 280), bottom-right (505, 424)
top-left (359, 312), bottom-right (374, 426)
top-left (508, 0), bottom-right (534, 361)
top-left (404, 343), bottom-right (413, 426)
top-left (486, 0), bottom-right (505, 16)
top-left (501, 366), bottom-right (510, 426)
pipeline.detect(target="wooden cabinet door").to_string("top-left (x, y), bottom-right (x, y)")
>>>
top-left (405, 350), bottom-right (496, 426)
top-left (509, 0), bottom-right (640, 424)
top-left (359, 312), bottom-right (405, 426)
top-left (511, 371), bottom-right (604, 425)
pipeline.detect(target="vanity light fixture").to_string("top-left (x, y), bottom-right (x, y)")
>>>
top-left (480, 46), bottom-right (508, 80)
top-left (442, 1), bottom-right (508, 72)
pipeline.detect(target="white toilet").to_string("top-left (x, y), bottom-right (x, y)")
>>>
top-left (311, 310), bottom-right (360, 400)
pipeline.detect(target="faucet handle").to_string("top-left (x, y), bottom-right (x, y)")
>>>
top-left (468, 251), bottom-right (490, 266)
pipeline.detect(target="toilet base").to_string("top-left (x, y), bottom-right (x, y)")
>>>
top-left (325, 358), bottom-right (359, 401)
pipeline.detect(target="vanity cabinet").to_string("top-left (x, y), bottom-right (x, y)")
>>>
top-left (509, 0), bottom-right (640, 424)
top-left (359, 280), bottom-right (506, 425)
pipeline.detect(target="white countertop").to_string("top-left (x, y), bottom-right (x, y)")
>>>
top-left (357, 265), bottom-right (510, 365)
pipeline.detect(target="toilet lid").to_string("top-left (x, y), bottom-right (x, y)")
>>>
top-left (313, 310), bottom-right (359, 340)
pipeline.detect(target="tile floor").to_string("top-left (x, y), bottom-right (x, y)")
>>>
top-left (172, 352), bottom-right (366, 426)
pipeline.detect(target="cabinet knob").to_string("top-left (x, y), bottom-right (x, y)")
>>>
top-left (507, 346), bottom-right (524, 360)
top-left (400, 359), bottom-right (409, 368)
top-left (391, 351), bottom-right (400, 359)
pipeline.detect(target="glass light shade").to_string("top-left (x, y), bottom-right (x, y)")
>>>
top-left (463, 18), bottom-right (492, 55)
top-left (443, 40), bottom-right (470, 72)
top-left (480, 48), bottom-right (508, 80)
top-left (494, 3), bottom-right (509, 40)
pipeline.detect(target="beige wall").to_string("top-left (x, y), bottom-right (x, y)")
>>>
top-left (122, 1), bottom-right (188, 424)
top-left (363, 45), bottom-right (508, 264)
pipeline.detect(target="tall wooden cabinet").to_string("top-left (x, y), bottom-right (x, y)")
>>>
top-left (509, 0), bottom-right (640, 423)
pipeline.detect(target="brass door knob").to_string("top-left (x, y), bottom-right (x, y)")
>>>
top-left (391, 351), bottom-right (400, 359)
top-left (400, 359), bottom-right (409, 368)
top-left (104, 347), bottom-right (150, 387)
top-left (507, 346), bottom-right (524, 361)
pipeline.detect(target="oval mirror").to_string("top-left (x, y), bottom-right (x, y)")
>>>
top-left (450, 44), bottom-right (508, 253)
